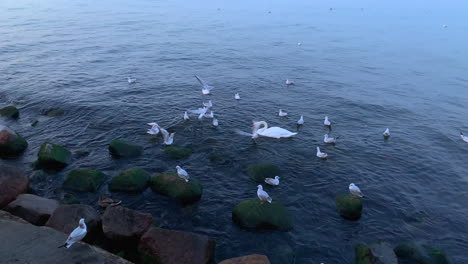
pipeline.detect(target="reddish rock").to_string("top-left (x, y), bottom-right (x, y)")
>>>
top-left (0, 166), bottom-right (29, 208)
top-left (102, 206), bottom-right (152, 241)
top-left (0, 210), bottom-right (29, 224)
top-left (5, 194), bottom-right (59, 225)
top-left (219, 254), bottom-right (271, 264)
top-left (46, 204), bottom-right (100, 235)
top-left (138, 227), bottom-right (215, 264)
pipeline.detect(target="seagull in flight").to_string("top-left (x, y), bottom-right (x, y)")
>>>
top-left (195, 75), bottom-right (214, 95)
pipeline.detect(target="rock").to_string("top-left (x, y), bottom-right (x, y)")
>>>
top-left (109, 140), bottom-right (143, 158)
top-left (247, 164), bottom-right (280, 182)
top-left (36, 142), bottom-right (72, 170)
top-left (355, 242), bottom-right (398, 264)
top-left (0, 106), bottom-right (19, 119)
top-left (208, 152), bottom-right (232, 165)
top-left (109, 168), bottom-right (150, 193)
top-left (63, 169), bottom-right (106, 192)
top-left (164, 146), bottom-right (192, 159)
top-left (45, 204), bottom-right (100, 239)
top-left (232, 199), bottom-right (293, 232)
top-left (0, 166), bottom-right (29, 208)
top-left (60, 193), bottom-right (81, 205)
top-left (138, 227), bottom-right (215, 264)
top-left (394, 241), bottom-right (450, 264)
top-left (219, 254), bottom-right (271, 264)
top-left (0, 219), bottom-right (131, 263)
top-left (0, 210), bottom-right (29, 224)
top-left (5, 194), bottom-right (59, 225)
top-left (0, 125), bottom-right (28, 158)
top-left (31, 119), bottom-right (39, 127)
top-left (150, 172), bottom-right (202, 204)
top-left (41, 108), bottom-right (65, 117)
top-left (335, 194), bottom-right (362, 220)
top-left (102, 206), bottom-right (153, 241)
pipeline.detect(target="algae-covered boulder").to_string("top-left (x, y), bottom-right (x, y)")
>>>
top-left (0, 106), bottom-right (19, 119)
top-left (150, 172), bottom-right (202, 204)
top-left (355, 242), bottom-right (398, 264)
top-left (232, 199), bottom-right (293, 232)
top-left (0, 125), bottom-right (28, 158)
top-left (247, 164), bottom-right (280, 182)
top-left (109, 140), bottom-right (143, 158)
top-left (164, 146), bottom-right (192, 159)
top-left (109, 168), bottom-right (150, 193)
top-left (335, 194), bottom-right (362, 220)
top-left (36, 142), bottom-right (71, 170)
top-left (394, 242), bottom-right (450, 264)
top-left (60, 193), bottom-right (81, 205)
top-left (63, 169), bottom-right (106, 192)
top-left (41, 108), bottom-right (65, 117)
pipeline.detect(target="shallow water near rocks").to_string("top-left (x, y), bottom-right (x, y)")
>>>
top-left (1, 0), bottom-right (468, 263)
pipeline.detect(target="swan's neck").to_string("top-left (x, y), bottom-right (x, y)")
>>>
top-left (258, 121), bottom-right (268, 130)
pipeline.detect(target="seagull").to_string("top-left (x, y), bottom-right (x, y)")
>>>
top-left (58, 218), bottom-right (87, 248)
top-left (203, 100), bottom-right (213, 108)
top-left (278, 109), bottom-right (288, 117)
top-left (461, 132), bottom-right (468, 143)
top-left (316, 147), bottom-right (328, 159)
top-left (147, 122), bottom-right (160, 135)
top-left (265, 176), bottom-right (280, 186)
top-left (204, 111), bottom-right (214, 119)
top-left (286, 79), bottom-right (295, 86)
top-left (127, 77), bottom-right (136, 84)
top-left (213, 118), bottom-right (219, 126)
top-left (184, 111), bottom-right (190, 120)
top-left (324, 116), bottom-right (331, 126)
top-left (442, 24), bottom-right (448, 28)
top-left (349, 183), bottom-right (364, 197)
top-left (297, 115), bottom-right (304, 125)
top-left (297, 42), bottom-right (302, 46)
top-left (176, 166), bottom-right (189, 182)
top-left (160, 127), bottom-right (174, 145)
top-left (383, 128), bottom-right (390, 137)
top-left (195, 75), bottom-right (214, 95)
top-left (324, 134), bottom-right (339, 144)
top-left (235, 93), bottom-right (241, 100)
top-left (257, 185), bottom-right (272, 203)
top-left (191, 107), bottom-right (209, 120)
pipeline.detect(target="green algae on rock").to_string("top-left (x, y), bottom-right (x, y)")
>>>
top-left (63, 169), bottom-right (106, 192)
top-left (164, 146), bottom-right (192, 160)
top-left (247, 163), bottom-right (280, 182)
top-left (335, 194), bottom-right (362, 220)
top-left (109, 168), bottom-right (150, 193)
top-left (36, 142), bottom-right (71, 170)
top-left (109, 140), bottom-right (143, 158)
top-left (150, 172), bottom-right (202, 204)
top-left (394, 242), bottom-right (450, 264)
top-left (232, 199), bottom-right (293, 232)
top-left (0, 106), bottom-right (19, 119)
top-left (0, 126), bottom-right (28, 158)
top-left (355, 242), bottom-right (398, 264)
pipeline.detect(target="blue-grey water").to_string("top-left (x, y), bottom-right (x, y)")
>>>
top-left (1, 0), bottom-right (467, 263)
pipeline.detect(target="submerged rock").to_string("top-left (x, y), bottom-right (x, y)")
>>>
top-left (41, 108), bottom-right (65, 117)
top-left (355, 242), bottom-right (398, 264)
top-left (109, 140), bottom-right (143, 158)
top-left (150, 172), bottom-right (202, 204)
top-left (36, 142), bottom-right (71, 170)
top-left (164, 146), bottom-right (192, 159)
top-left (232, 199), bottom-right (293, 232)
top-left (0, 166), bottom-right (29, 208)
top-left (335, 194), bottom-right (362, 220)
top-left (247, 164), bottom-right (280, 182)
top-left (60, 193), bottom-right (81, 205)
top-left (219, 254), bottom-right (271, 264)
top-left (0, 125), bottom-right (28, 158)
top-left (102, 206), bottom-right (153, 241)
top-left (138, 227), bottom-right (215, 264)
top-left (0, 106), bottom-right (19, 119)
top-left (31, 119), bottom-right (39, 127)
top-left (394, 241), bottom-right (450, 264)
top-left (5, 194), bottom-right (59, 225)
top-left (109, 168), bottom-right (150, 193)
top-left (63, 169), bottom-right (106, 192)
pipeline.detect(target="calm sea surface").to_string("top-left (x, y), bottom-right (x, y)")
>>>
top-left (1, 0), bottom-right (467, 263)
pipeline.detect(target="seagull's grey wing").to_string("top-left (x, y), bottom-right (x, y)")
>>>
top-left (190, 108), bottom-right (205, 114)
top-left (160, 128), bottom-right (169, 138)
top-left (195, 75), bottom-right (207, 87)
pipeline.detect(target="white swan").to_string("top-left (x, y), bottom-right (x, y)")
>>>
top-left (203, 100), bottom-right (213, 108)
top-left (213, 118), bottom-right (219, 126)
top-left (176, 166), bottom-right (189, 182)
top-left (257, 185), bottom-right (272, 203)
top-left (252, 121), bottom-right (297, 139)
top-left (160, 127), bottom-right (174, 145)
top-left (324, 116), bottom-right (331, 126)
top-left (297, 115), bottom-right (304, 125)
top-left (58, 218), bottom-right (87, 248)
top-left (278, 109), bottom-right (288, 117)
top-left (316, 146), bottom-right (328, 159)
top-left (286, 79), bottom-right (295, 85)
top-left (383, 128), bottom-right (390, 137)
top-left (349, 183), bottom-right (364, 197)
top-left (461, 132), bottom-right (468, 143)
top-left (184, 111), bottom-right (190, 120)
top-left (195, 75), bottom-right (214, 95)
top-left (127, 77), bottom-right (136, 84)
top-left (324, 134), bottom-right (339, 144)
top-left (235, 93), bottom-right (240, 100)
top-left (265, 176), bottom-right (280, 186)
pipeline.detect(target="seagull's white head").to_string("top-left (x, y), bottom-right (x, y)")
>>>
top-left (176, 165), bottom-right (181, 170)
top-left (257, 185), bottom-right (262, 189)
top-left (79, 218), bottom-right (85, 228)
top-left (350, 183), bottom-right (355, 187)
top-left (275, 176), bottom-right (280, 180)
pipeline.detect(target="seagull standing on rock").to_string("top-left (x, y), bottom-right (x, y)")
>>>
top-left (176, 166), bottom-right (190, 182)
top-left (257, 185), bottom-right (272, 203)
top-left (265, 176), bottom-right (280, 186)
top-left (349, 183), bottom-right (364, 197)
top-left (58, 218), bottom-right (87, 248)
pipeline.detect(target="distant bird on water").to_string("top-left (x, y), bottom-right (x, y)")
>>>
top-left (323, 134), bottom-right (339, 144)
top-left (286, 79), bottom-right (295, 86)
top-left (203, 100), bottom-right (213, 108)
top-left (383, 128), bottom-right (390, 138)
top-left (349, 183), bottom-right (364, 197)
top-left (324, 116), bottom-right (331, 126)
top-left (297, 115), bottom-right (304, 125)
top-left (58, 218), bottom-right (87, 248)
top-left (235, 93), bottom-right (241, 100)
top-left (127, 77), bottom-right (136, 84)
top-left (460, 132), bottom-right (468, 143)
top-left (257, 185), bottom-right (272, 203)
top-left (265, 176), bottom-right (280, 186)
top-left (278, 109), bottom-right (288, 117)
top-left (195, 75), bottom-right (214, 95)
top-left (213, 118), bottom-right (219, 126)
top-left (316, 147), bottom-right (328, 159)
top-left (184, 111), bottom-right (190, 120)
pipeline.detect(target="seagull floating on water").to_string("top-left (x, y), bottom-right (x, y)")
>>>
top-left (176, 165), bottom-right (189, 182)
top-left (195, 75), bottom-right (214, 95)
top-left (160, 127), bottom-right (174, 145)
top-left (324, 134), bottom-right (339, 144)
top-left (297, 115), bottom-right (304, 125)
top-left (203, 100), bottom-right (213, 108)
top-left (278, 109), bottom-right (288, 117)
top-left (297, 42), bottom-right (302, 46)
top-left (127, 77), bottom-right (136, 84)
top-left (265, 176), bottom-right (280, 186)
top-left (349, 183), bottom-right (364, 197)
top-left (286, 79), bottom-right (295, 86)
top-left (324, 116), bottom-right (331, 126)
top-left (58, 218), bottom-right (87, 248)
top-left (235, 93), bottom-right (240, 100)
top-left (257, 185), bottom-right (272, 203)
top-left (191, 107), bottom-right (209, 120)
top-left (204, 111), bottom-right (214, 119)
top-left (383, 128), bottom-right (390, 137)
top-left (460, 132), bottom-right (468, 143)
top-left (184, 111), bottom-right (190, 120)
top-left (213, 118), bottom-right (219, 126)
top-left (316, 146), bottom-right (328, 159)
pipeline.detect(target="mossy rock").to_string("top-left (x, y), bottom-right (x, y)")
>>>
top-left (150, 172), bottom-right (202, 204)
top-left (355, 242), bottom-right (398, 264)
top-left (0, 106), bottom-right (19, 119)
top-left (63, 169), bottom-right (106, 192)
top-left (232, 199), bottom-right (293, 232)
top-left (109, 140), bottom-right (143, 158)
top-left (60, 193), bottom-right (81, 205)
top-left (36, 142), bottom-right (71, 170)
top-left (336, 194), bottom-right (362, 220)
top-left (394, 242), bottom-right (450, 264)
top-left (164, 146), bottom-right (191, 160)
top-left (247, 163), bottom-right (280, 182)
top-left (41, 108), bottom-right (65, 117)
top-left (109, 168), bottom-right (150, 193)
top-left (0, 127), bottom-right (28, 158)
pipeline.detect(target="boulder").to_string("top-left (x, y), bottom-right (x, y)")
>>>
top-left (394, 241), bottom-right (450, 264)
top-left (109, 140), bottom-right (142, 158)
top-left (41, 108), bottom-right (65, 117)
top-left (0, 106), bottom-right (19, 119)
top-left (232, 199), bottom-right (293, 232)
top-left (60, 193), bottom-right (81, 205)
top-left (0, 210), bottom-right (29, 224)
top-left (355, 242), bottom-right (398, 264)
top-left (138, 227), bottom-right (215, 264)
top-left (247, 164), bottom-right (280, 182)
top-left (164, 146), bottom-right (192, 159)
top-left (0, 166), bottom-right (29, 208)
top-left (102, 206), bottom-right (153, 241)
top-left (219, 254), bottom-right (271, 264)
top-left (335, 194), bottom-right (362, 220)
top-left (36, 142), bottom-right (72, 170)
top-left (0, 125), bottom-right (28, 158)
top-left (5, 194), bottom-right (59, 225)
top-left (150, 172), bottom-right (202, 204)
top-left (63, 169), bottom-right (106, 192)
top-left (109, 168), bottom-right (150, 193)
